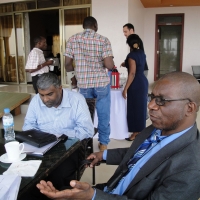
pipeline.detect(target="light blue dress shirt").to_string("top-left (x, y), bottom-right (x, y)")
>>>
top-left (22, 89), bottom-right (94, 140)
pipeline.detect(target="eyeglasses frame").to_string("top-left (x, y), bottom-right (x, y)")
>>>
top-left (147, 93), bottom-right (192, 106)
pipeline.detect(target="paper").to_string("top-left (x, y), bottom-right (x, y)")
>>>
top-left (3, 160), bottom-right (42, 177)
top-left (23, 140), bottom-right (60, 155)
top-left (0, 175), bottom-right (21, 200)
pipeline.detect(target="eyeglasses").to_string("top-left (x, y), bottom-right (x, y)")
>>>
top-left (147, 94), bottom-right (192, 106)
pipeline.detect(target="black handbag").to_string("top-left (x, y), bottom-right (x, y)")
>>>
top-left (15, 129), bottom-right (57, 148)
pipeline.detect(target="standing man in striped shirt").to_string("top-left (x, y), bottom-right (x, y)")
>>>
top-left (64, 16), bottom-right (115, 151)
top-left (25, 36), bottom-right (54, 94)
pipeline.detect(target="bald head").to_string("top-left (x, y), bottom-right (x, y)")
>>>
top-left (149, 71), bottom-right (200, 135)
top-left (157, 72), bottom-right (200, 108)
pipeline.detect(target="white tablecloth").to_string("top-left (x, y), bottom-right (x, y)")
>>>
top-left (94, 88), bottom-right (129, 140)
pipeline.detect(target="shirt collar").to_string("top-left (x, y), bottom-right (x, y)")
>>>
top-left (84, 28), bottom-right (95, 33)
top-left (154, 125), bottom-right (193, 139)
top-left (59, 89), bottom-right (71, 108)
top-left (33, 47), bottom-right (43, 53)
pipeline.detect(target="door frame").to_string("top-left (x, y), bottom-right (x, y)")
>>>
top-left (154, 13), bottom-right (184, 81)
top-left (59, 6), bottom-right (91, 86)
top-left (15, 12), bottom-right (26, 84)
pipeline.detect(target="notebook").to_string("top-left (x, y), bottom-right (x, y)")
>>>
top-left (22, 134), bottom-right (68, 156)
top-left (15, 129), bottom-right (57, 148)
top-left (23, 141), bottom-right (60, 156)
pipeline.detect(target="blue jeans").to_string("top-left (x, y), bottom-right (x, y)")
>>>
top-left (79, 84), bottom-right (111, 145)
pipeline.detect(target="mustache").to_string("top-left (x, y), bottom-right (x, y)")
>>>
top-left (43, 101), bottom-right (53, 106)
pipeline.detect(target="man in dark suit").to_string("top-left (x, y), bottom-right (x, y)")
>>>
top-left (37, 71), bottom-right (200, 200)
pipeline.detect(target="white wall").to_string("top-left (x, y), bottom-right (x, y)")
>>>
top-left (142, 6), bottom-right (200, 85)
top-left (128, 0), bottom-right (145, 39)
top-left (65, 25), bottom-right (83, 43)
top-left (92, 0), bottom-right (129, 76)
top-left (92, 0), bottom-right (148, 80)
top-left (92, 1), bottom-right (200, 85)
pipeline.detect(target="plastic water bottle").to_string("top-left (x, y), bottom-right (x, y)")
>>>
top-left (2, 108), bottom-right (15, 141)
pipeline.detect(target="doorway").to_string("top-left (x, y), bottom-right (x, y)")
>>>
top-left (26, 10), bottom-right (60, 82)
top-left (27, 7), bottom-right (90, 85)
top-left (154, 14), bottom-right (184, 80)
top-left (29, 10), bottom-right (59, 56)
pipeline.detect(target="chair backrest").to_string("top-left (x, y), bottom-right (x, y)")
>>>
top-left (77, 98), bottom-right (97, 183)
top-left (85, 98), bottom-right (96, 123)
top-left (192, 65), bottom-right (200, 79)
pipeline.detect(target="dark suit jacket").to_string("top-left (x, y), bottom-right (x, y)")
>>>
top-left (95, 124), bottom-right (200, 200)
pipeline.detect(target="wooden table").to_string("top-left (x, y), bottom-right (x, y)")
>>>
top-left (0, 92), bottom-right (31, 118)
top-left (0, 130), bottom-right (81, 199)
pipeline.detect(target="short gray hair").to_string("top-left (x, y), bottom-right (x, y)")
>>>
top-left (37, 73), bottom-right (61, 90)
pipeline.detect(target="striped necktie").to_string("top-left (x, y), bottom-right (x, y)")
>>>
top-left (127, 131), bottom-right (165, 167)
top-left (105, 129), bottom-right (167, 193)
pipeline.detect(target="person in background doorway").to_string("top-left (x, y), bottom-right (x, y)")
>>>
top-left (25, 36), bottom-right (53, 94)
top-left (122, 34), bottom-right (148, 141)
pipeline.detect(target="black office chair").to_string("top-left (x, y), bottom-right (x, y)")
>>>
top-left (77, 98), bottom-right (97, 185)
top-left (191, 65), bottom-right (200, 83)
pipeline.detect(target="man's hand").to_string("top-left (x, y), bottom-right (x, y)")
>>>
top-left (120, 62), bottom-right (125, 67)
top-left (86, 151), bottom-right (104, 167)
top-left (37, 180), bottom-right (94, 200)
top-left (71, 76), bottom-right (77, 88)
top-left (47, 59), bottom-right (54, 65)
top-left (122, 88), bottom-right (127, 99)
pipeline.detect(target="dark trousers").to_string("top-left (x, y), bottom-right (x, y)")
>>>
top-left (32, 75), bottom-right (40, 94)
top-left (18, 150), bottom-right (79, 200)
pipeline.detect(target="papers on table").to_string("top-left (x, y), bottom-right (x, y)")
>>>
top-left (23, 140), bottom-right (60, 156)
top-left (0, 175), bottom-right (21, 200)
top-left (3, 160), bottom-right (42, 177)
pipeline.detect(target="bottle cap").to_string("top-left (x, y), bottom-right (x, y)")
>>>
top-left (4, 108), bottom-right (10, 114)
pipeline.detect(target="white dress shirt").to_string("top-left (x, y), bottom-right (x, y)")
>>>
top-left (25, 48), bottom-right (49, 76)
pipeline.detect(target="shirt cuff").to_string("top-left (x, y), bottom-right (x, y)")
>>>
top-left (103, 150), bottom-right (107, 160)
top-left (92, 189), bottom-right (96, 200)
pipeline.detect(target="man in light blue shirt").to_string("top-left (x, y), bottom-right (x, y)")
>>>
top-left (37, 72), bottom-right (200, 200)
top-left (22, 72), bottom-right (93, 198)
top-left (23, 73), bottom-right (93, 140)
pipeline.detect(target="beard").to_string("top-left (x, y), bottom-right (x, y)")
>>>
top-left (43, 101), bottom-right (54, 108)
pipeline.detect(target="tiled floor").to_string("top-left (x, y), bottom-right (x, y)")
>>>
top-left (0, 84), bottom-right (199, 186)
top-left (0, 84), bottom-right (35, 94)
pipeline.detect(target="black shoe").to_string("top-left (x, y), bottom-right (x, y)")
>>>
top-left (125, 137), bottom-right (134, 141)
